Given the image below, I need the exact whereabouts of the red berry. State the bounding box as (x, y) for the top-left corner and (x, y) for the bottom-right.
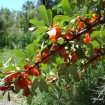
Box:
(42, 49), (50, 57)
(24, 74), (29, 79)
(32, 67), (39, 76)
(6, 77), (12, 84)
(20, 72), (25, 76)
(36, 54), (41, 62)
(78, 22), (84, 29)
(71, 52), (78, 63)
(83, 33), (91, 43)
(24, 64), (32, 70)
(11, 73), (18, 78)
(85, 33), (90, 38)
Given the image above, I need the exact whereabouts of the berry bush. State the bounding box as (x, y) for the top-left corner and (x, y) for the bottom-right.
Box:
(0, 0), (105, 104)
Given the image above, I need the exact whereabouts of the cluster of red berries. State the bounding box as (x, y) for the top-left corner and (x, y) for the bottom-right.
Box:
(0, 86), (14, 91)
(91, 13), (99, 23)
(91, 48), (101, 61)
(36, 49), (50, 64)
(48, 24), (61, 42)
(24, 64), (40, 76)
(0, 72), (18, 91)
(15, 64), (41, 96)
(16, 76), (31, 96)
(64, 28), (74, 40)
(52, 44), (65, 55)
(0, 64), (41, 96)
(63, 51), (78, 66)
(48, 13), (99, 44)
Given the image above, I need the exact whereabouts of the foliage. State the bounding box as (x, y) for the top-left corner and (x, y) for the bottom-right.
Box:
(0, 1), (40, 48)
(0, 0), (105, 105)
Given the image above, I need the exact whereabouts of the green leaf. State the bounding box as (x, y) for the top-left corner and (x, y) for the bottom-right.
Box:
(33, 32), (46, 43)
(53, 15), (71, 25)
(33, 41), (39, 51)
(5, 65), (16, 71)
(101, 29), (105, 36)
(39, 78), (48, 92)
(31, 79), (39, 92)
(69, 64), (80, 81)
(0, 62), (3, 67)
(91, 31), (101, 38)
(74, 6), (79, 14)
(57, 38), (64, 44)
(47, 9), (52, 26)
(17, 60), (28, 67)
(13, 49), (26, 59)
(87, 44), (94, 56)
(26, 44), (34, 59)
(32, 27), (47, 36)
(39, 5), (49, 26)
(91, 40), (100, 48)
(0, 74), (4, 78)
(61, 0), (72, 16)
(52, 3), (61, 10)
(56, 57), (63, 65)
(82, 6), (87, 16)
(57, 63), (70, 83)
(29, 19), (45, 26)
(40, 64), (49, 71)
(8, 92), (10, 101)
(65, 68), (70, 83)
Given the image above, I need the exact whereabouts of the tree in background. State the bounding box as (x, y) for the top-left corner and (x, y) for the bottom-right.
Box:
(37, 0), (61, 9)
(0, 1), (40, 48)
(0, 8), (15, 47)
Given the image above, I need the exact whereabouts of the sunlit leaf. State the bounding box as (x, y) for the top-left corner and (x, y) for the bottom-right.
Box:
(91, 31), (101, 38)
(40, 64), (49, 71)
(0, 62), (3, 67)
(13, 49), (26, 59)
(5, 65), (16, 71)
(82, 6), (87, 16)
(32, 27), (47, 36)
(29, 19), (45, 26)
(56, 57), (63, 65)
(17, 60), (28, 67)
(26, 44), (34, 59)
(39, 5), (49, 26)
(61, 0), (72, 16)
(53, 15), (71, 25)
(47, 9), (52, 25)
(91, 40), (100, 48)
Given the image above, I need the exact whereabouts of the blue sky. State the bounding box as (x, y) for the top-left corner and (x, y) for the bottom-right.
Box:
(0, 0), (38, 11)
